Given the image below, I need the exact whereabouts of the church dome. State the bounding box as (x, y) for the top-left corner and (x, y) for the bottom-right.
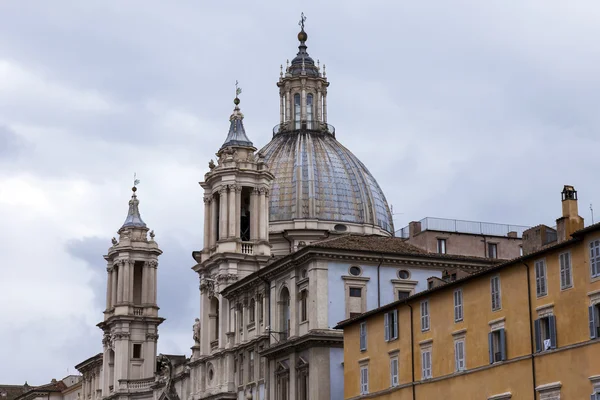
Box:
(260, 129), (394, 234)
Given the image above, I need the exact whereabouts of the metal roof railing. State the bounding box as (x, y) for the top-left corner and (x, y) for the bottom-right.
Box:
(396, 217), (530, 239)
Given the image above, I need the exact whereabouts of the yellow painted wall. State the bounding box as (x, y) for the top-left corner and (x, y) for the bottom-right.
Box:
(343, 230), (600, 399)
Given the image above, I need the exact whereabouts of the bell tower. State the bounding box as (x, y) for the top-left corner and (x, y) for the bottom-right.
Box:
(190, 92), (273, 394)
(99, 185), (163, 396)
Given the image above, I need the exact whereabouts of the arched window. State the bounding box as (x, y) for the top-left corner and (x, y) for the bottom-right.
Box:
(210, 297), (219, 345)
(306, 94), (314, 129)
(280, 287), (290, 340)
(249, 298), (256, 324)
(294, 94), (301, 129)
(299, 290), (308, 322)
(257, 294), (264, 323)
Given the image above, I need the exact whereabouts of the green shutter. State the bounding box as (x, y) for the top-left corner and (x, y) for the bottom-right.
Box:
(549, 315), (557, 349)
(534, 319), (541, 352)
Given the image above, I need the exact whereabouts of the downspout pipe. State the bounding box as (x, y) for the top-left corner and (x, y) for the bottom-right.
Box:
(283, 230), (293, 253)
(408, 303), (416, 400)
(523, 262), (537, 398)
(377, 255), (384, 308)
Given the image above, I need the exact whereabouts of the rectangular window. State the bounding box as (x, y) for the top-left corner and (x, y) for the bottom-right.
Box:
(590, 304), (600, 339)
(534, 315), (557, 352)
(437, 238), (447, 254)
(258, 295), (264, 323)
(535, 260), (547, 297)
(359, 322), (367, 351)
(488, 243), (498, 259)
(384, 310), (398, 341)
(390, 357), (399, 387)
(421, 349), (432, 379)
(132, 343), (142, 359)
(454, 289), (463, 322)
(349, 287), (362, 297)
(420, 300), (430, 331)
(592, 391), (600, 400)
(491, 276), (502, 311)
(454, 339), (466, 372)
(249, 351), (255, 382)
(591, 240), (600, 278)
(488, 329), (507, 364)
(559, 252), (573, 289)
(300, 290), (308, 322)
(398, 290), (410, 300)
(360, 365), (369, 395)
(519, 246), (524, 257)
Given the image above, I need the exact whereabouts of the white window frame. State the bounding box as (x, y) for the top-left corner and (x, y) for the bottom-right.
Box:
(359, 322), (367, 351)
(360, 365), (369, 395)
(384, 310), (398, 341)
(454, 338), (466, 372)
(454, 289), (463, 322)
(421, 347), (432, 380)
(491, 276), (502, 311)
(389, 356), (399, 387)
(591, 239), (600, 279)
(535, 259), (547, 297)
(420, 300), (430, 331)
(559, 251), (573, 290)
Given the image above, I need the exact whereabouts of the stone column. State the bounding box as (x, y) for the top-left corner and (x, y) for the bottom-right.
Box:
(200, 291), (210, 355)
(250, 188), (259, 241)
(128, 260), (134, 304)
(301, 87), (306, 123)
(203, 196), (211, 249)
(290, 272), (298, 338)
(259, 188), (267, 240)
(218, 294), (228, 349)
(111, 267), (118, 307)
(116, 261), (124, 304)
(219, 186), (228, 240)
(152, 261), (158, 304)
(106, 268), (112, 310)
(101, 341), (110, 395)
(235, 186), (242, 240)
(228, 185), (236, 238)
(210, 194), (217, 247)
(269, 283), (277, 346)
(286, 89), (291, 124)
(323, 92), (328, 123)
(145, 332), (158, 377)
(316, 88), (322, 123)
(141, 263), (148, 304)
(123, 260), (131, 304)
(279, 91), (284, 124)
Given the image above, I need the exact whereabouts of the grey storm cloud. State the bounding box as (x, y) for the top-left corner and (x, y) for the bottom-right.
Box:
(1, 0), (600, 384)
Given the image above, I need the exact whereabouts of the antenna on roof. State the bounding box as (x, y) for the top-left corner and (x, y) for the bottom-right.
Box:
(591, 203), (595, 224)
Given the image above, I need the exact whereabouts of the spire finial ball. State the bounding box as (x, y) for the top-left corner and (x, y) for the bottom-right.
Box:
(298, 30), (307, 42)
(234, 97), (240, 105)
(132, 186), (137, 192)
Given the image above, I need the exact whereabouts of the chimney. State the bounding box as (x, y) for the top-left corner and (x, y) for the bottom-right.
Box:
(409, 221), (422, 237)
(556, 185), (584, 243)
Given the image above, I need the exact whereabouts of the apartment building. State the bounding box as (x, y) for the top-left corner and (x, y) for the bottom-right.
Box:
(338, 186), (600, 399)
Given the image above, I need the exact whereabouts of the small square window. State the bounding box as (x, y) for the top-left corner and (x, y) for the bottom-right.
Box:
(398, 290), (410, 300)
(488, 243), (498, 259)
(132, 343), (142, 359)
(437, 239), (447, 254)
(349, 287), (362, 297)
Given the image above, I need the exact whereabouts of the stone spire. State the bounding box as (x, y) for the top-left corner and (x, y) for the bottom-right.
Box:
(121, 186), (146, 229)
(220, 84), (253, 150)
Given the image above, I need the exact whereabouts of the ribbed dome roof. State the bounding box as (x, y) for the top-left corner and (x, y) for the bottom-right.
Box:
(260, 131), (394, 233)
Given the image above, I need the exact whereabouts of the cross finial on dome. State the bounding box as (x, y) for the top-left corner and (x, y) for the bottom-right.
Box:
(121, 179), (146, 229)
(299, 12), (306, 31)
(220, 81), (253, 149)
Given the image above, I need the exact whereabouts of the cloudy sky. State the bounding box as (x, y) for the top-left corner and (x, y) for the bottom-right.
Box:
(1, 0), (599, 384)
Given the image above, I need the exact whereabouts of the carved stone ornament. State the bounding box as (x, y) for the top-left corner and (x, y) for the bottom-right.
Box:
(199, 275), (218, 298)
(208, 159), (215, 170)
(112, 332), (130, 340)
(146, 332), (159, 341)
(218, 186), (228, 195)
(111, 237), (118, 246)
(102, 333), (113, 349)
(192, 318), (201, 344)
(216, 273), (238, 284)
(203, 196), (212, 205)
(148, 260), (158, 268)
(149, 230), (155, 240)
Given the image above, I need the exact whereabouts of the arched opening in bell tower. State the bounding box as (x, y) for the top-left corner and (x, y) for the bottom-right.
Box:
(209, 297), (219, 347)
(133, 261), (143, 305)
(240, 187), (252, 241)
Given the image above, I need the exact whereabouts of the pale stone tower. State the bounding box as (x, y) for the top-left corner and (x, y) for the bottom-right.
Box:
(190, 93), (274, 395)
(99, 186), (163, 396)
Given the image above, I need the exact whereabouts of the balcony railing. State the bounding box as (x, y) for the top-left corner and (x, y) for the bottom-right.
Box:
(127, 378), (154, 390)
(240, 242), (254, 255)
(396, 217), (530, 239)
(273, 122), (335, 137)
(133, 307), (143, 316)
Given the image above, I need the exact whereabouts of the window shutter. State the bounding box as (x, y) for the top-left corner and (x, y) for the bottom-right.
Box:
(454, 291), (459, 321)
(392, 310), (398, 339)
(384, 312), (390, 342)
(360, 322), (366, 351)
(488, 332), (494, 364)
(565, 254), (572, 287)
(548, 315), (557, 349)
(421, 352), (427, 379)
(454, 341), (459, 370)
(499, 329), (507, 361)
(590, 306), (597, 339)
(459, 341), (465, 369)
(534, 319), (541, 352)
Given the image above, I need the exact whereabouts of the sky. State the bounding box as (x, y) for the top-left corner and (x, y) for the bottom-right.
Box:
(1, 0), (599, 384)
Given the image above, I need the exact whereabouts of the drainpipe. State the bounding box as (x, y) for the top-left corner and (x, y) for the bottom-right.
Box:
(408, 303), (416, 400)
(482, 235), (488, 258)
(283, 230), (293, 253)
(523, 262), (537, 398)
(377, 255), (384, 308)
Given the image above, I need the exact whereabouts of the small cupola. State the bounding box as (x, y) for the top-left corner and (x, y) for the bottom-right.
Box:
(557, 185), (584, 242)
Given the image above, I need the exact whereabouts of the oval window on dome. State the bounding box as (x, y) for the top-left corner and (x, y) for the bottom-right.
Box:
(398, 269), (410, 280)
(349, 266), (362, 276)
(334, 224), (348, 232)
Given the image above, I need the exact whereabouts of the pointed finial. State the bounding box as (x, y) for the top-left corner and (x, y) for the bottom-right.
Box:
(323, 64), (326, 77)
(286, 59), (289, 69)
(297, 13), (308, 42)
(317, 59), (320, 69)
(280, 64), (283, 77)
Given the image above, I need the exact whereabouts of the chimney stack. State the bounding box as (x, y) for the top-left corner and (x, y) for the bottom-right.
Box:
(556, 185), (584, 243)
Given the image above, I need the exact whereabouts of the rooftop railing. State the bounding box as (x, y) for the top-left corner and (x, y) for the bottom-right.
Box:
(396, 217), (530, 239)
(273, 122), (335, 137)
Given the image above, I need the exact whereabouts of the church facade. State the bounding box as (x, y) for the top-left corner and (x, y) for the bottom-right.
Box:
(74, 17), (501, 400)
